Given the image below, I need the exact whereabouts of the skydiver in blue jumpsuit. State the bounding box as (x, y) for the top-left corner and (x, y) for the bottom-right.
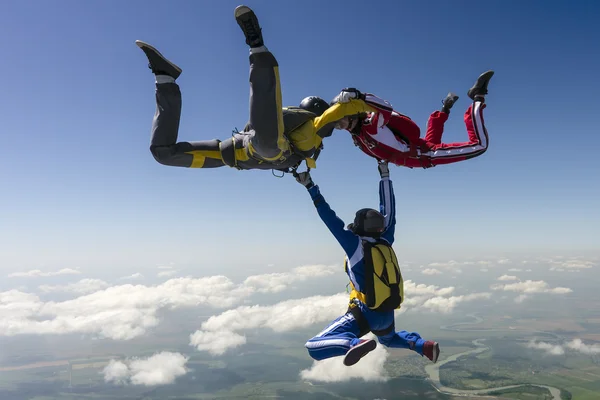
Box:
(294, 162), (440, 366)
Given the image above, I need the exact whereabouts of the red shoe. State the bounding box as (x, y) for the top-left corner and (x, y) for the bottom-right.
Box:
(343, 339), (377, 366)
(423, 341), (440, 363)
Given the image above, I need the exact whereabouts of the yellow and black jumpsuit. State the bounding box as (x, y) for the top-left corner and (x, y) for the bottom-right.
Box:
(149, 47), (377, 170)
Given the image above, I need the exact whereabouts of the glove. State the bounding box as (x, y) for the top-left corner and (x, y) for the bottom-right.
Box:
(295, 171), (314, 189)
(331, 88), (365, 104)
(378, 161), (390, 178)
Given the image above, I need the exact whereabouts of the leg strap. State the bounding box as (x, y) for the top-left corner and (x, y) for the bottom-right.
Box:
(219, 137), (239, 169)
(348, 303), (395, 337)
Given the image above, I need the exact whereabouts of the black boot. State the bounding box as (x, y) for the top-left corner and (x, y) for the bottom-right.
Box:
(135, 40), (182, 79)
(234, 5), (264, 48)
(441, 92), (459, 114)
(467, 70), (494, 101)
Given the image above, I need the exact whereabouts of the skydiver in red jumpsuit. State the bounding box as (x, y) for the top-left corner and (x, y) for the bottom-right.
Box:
(331, 70), (494, 169)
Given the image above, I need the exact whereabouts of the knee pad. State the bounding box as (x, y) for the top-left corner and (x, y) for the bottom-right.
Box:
(219, 137), (237, 168)
(149, 145), (172, 165)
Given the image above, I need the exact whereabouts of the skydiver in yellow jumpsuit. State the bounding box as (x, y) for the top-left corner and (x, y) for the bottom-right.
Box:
(136, 5), (382, 172)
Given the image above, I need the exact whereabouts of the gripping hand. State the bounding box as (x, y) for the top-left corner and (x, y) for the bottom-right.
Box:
(331, 88), (366, 105)
(378, 160), (390, 178)
(295, 171), (314, 189)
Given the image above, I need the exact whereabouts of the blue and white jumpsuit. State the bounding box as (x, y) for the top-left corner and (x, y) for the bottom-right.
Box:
(304, 176), (427, 360)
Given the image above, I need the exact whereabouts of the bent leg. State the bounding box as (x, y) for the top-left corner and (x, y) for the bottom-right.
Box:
(424, 100), (489, 166)
(305, 312), (362, 361)
(424, 111), (449, 146)
(149, 82), (225, 168)
(387, 112), (421, 143)
(246, 49), (289, 161)
(377, 329), (426, 355)
(150, 138), (226, 168)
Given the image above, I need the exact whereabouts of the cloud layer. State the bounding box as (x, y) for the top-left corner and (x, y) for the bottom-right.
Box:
(527, 339), (600, 356)
(491, 279), (572, 304)
(190, 280), (491, 355)
(491, 277), (573, 294)
(38, 279), (109, 294)
(0, 265), (338, 341)
(416, 255), (597, 274)
(8, 268), (81, 278)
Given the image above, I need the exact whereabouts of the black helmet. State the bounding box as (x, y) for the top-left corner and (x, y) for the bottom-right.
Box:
(347, 208), (385, 237)
(299, 96), (330, 116)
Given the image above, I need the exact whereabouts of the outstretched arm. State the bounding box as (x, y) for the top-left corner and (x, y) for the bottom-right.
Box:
(295, 172), (360, 256)
(377, 161), (396, 244)
(312, 98), (375, 132)
(312, 89), (388, 132)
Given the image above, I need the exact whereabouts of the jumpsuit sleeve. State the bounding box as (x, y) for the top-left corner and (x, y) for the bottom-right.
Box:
(312, 99), (377, 132)
(379, 177), (396, 244)
(307, 185), (360, 256)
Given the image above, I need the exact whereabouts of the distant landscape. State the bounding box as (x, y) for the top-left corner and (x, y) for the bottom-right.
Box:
(1, 265), (599, 400)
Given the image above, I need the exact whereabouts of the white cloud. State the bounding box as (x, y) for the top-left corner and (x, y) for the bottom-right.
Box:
(120, 273), (144, 280)
(515, 294), (529, 303)
(497, 275), (518, 281)
(491, 280), (572, 295)
(157, 271), (177, 278)
(526, 339), (600, 356)
(8, 268), (81, 278)
(566, 339), (600, 354)
(242, 264), (337, 293)
(421, 293), (491, 313)
(0, 276), (253, 340)
(0, 290), (42, 320)
(480, 268), (489, 272)
(103, 360), (130, 384)
(38, 279), (109, 294)
(527, 340), (565, 355)
(426, 261), (462, 274)
(103, 351), (189, 386)
(403, 281), (455, 297)
(421, 268), (442, 275)
(428, 261), (459, 268)
(498, 259), (510, 265)
(299, 333), (389, 383)
(188, 329), (247, 355)
(549, 258), (595, 271)
(508, 268), (522, 272)
(191, 293), (349, 355)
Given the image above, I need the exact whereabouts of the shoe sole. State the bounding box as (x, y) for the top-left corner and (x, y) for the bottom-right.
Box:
(343, 340), (377, 367)
(431, 342), (440, 363)
(444, 92), (459, 107)
(468, 70), (494, 99)
(234, 5), (252, 19)
(135, 40), (182, 75)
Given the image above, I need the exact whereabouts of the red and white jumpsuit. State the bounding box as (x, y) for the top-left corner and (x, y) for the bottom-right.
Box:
(352, 94), (489, 168)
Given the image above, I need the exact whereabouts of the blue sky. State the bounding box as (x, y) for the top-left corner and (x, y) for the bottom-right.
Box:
(1, 0), (599, 278)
